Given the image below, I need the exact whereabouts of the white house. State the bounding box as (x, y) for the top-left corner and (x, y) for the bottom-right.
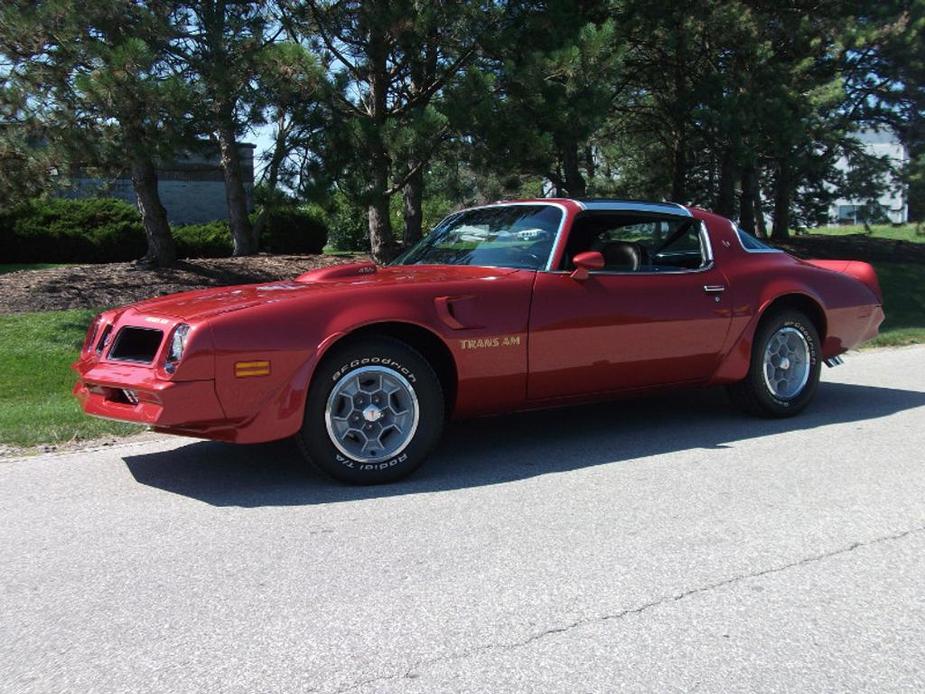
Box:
(828, 129), (909, 225)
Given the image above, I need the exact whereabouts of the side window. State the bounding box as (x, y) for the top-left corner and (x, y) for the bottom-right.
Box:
(655, 221), (709, 264)
(562, 214), (709, 272)
(594, 221), (671, 246)
(736, 226), (779, 252)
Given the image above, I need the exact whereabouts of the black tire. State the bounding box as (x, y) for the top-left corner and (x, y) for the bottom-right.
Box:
(727, 309), (822, 418)
(296, 336), (444, 484)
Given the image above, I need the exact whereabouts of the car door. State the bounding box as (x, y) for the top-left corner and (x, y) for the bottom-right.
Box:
(527, 217), (733, 401)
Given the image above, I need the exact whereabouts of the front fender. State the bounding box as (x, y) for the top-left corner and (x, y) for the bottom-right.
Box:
(205, 290), (464, 443)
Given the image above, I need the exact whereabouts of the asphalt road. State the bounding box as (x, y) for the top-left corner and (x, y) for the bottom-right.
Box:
(2, 346), (925, 693)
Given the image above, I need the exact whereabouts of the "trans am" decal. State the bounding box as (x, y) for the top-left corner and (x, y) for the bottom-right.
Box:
(459, 336), (521, 350)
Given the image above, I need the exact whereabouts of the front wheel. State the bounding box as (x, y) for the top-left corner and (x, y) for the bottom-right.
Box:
(727, 309), (822, 418)
(296, 337), (444, 484)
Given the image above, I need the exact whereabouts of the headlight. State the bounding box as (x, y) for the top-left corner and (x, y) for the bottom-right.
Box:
(96, 324), (113, 354)
(165, 323), (190, 372)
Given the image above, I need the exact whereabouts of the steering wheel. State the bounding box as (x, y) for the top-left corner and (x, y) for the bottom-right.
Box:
(492, 246), (543, 268)
(513, 247), (544, 267)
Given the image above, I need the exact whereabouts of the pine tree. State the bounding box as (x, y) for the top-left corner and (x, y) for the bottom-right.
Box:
(1, 1), (189, 266)
(288, 0), (490, 262)
(169, 0), (276, 256)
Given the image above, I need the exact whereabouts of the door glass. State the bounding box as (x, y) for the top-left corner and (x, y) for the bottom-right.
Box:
(563, 215), (707, 272)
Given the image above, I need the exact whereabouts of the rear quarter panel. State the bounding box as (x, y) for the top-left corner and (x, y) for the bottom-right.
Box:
(697, 213), (884, 383)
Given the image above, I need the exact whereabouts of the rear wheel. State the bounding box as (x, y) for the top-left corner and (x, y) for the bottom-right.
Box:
(296, 337), (444, 484)
(727, 309), (822, 418)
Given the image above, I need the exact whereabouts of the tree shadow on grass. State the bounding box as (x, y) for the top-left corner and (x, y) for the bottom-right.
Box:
(123, 381), (925, 507)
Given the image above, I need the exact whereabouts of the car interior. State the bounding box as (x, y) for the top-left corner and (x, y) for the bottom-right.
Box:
(560, 212), (709, 273)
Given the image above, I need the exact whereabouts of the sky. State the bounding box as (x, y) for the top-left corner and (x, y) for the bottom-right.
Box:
(247, 124), (276, 182)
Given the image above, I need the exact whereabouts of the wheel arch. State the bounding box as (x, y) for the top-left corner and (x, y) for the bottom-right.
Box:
(712, 289), (828, 384)
(315, 321), (459, 417)
(758, 292), (827, 342)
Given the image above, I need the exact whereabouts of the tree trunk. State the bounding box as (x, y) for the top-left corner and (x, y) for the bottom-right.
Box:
(367, 127), (397, 262)
(216, 118), (256, 256)
(368, 187), (394, 263)
(739, 164), (756, 233)
(399, 36), (437, 251)
(670, 22), (688, 204)
(754, 177), (768, 239)
(402, 164), (424, 248)
(771, 160), (792, 240)
(129, 153), (175, 267)
(547, 169), (566, 197)
(715, 149), (736, 218)
(561, 139), (586, 197)
(365, 21), (398, 264)
(671, 137), (687, 202)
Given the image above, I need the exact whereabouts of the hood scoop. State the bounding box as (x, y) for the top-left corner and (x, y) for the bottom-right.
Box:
(295, 261), (378, 283)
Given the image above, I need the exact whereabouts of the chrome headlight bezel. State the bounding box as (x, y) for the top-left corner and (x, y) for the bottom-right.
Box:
(164, 323), (191, 372)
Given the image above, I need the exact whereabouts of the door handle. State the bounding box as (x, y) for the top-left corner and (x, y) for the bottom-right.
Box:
(703, 285), (726, 293)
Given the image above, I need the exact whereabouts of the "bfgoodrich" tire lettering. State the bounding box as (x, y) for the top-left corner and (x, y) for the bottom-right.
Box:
(335, 452), (409, 469)
(332, 357), (416, 383)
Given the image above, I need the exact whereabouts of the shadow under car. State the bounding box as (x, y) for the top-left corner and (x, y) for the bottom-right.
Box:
(122, 382), (925, 507)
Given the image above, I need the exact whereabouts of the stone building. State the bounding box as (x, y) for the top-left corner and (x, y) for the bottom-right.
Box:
(59, 142), (256, 225)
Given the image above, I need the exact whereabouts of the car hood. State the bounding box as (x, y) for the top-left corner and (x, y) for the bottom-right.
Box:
(127, 263), (523, 321)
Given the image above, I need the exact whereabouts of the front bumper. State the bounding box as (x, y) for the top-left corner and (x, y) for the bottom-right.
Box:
(73, 360), (226, 431)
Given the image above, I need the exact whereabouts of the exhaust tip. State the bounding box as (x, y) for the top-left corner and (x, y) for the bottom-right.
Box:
(824, 356), (845, 368)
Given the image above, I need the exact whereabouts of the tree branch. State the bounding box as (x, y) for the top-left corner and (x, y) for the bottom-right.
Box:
(306, 0), (363, 84)
(391, 47), (476, 117)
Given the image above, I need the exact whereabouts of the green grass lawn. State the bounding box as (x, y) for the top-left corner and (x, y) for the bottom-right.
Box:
(865, 261), (925, 347)
(0, 263), (68, 275)
(803, 223), (925, 243)
(0, 309), (140, 449)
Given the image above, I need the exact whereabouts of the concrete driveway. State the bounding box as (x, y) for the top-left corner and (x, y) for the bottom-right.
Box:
(2, 346), (924, 693)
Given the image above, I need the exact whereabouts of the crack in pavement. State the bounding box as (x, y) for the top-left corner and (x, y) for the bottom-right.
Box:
(333, 524), (925, 693)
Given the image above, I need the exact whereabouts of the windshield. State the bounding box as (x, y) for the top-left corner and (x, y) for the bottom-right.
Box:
(392, 204), (562, 270)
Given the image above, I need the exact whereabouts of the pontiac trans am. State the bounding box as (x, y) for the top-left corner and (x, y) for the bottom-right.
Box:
(73, 199), (884, 483)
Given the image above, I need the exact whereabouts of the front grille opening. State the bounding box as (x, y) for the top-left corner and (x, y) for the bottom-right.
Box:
(99, 387), (136, 405)
(109, 327), (164, 364)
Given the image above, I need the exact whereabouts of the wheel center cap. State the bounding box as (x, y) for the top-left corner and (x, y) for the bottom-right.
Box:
(362, 405), (384, 422)
(779, 357), (791, 370)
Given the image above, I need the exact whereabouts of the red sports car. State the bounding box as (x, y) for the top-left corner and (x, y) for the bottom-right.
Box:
(73, 199), (884, 483)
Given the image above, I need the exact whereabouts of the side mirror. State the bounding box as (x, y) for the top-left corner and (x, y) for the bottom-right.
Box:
(570, 251), (605, 281)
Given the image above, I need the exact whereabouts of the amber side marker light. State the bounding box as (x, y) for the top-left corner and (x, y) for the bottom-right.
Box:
(235, 360), (271, 377)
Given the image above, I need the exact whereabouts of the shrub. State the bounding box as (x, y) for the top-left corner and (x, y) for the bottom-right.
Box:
(0, 197), (146, 263)
(0, 197), (331, 262)
(324, 190), (370, 252)
(174, 210), (329, 258)
(259, 206), (328, 254)
(173, 220), (233, 258)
